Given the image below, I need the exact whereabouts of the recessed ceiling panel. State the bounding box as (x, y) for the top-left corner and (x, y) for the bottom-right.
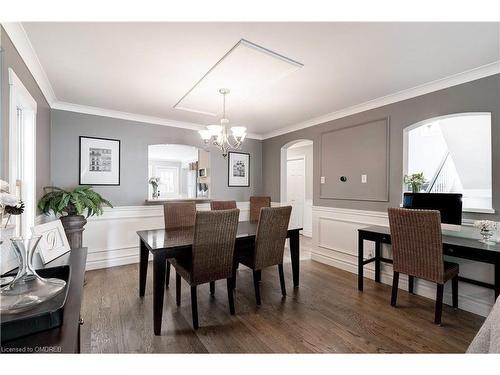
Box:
(173, 39), (303, 116)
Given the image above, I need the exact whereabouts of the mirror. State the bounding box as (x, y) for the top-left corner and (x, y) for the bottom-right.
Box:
(147, 144), (210, 200)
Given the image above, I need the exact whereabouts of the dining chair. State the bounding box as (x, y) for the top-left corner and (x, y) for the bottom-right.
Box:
(210, 200), (237, 210)
(249, 196), (271, 222)
(235, 206), (292, 305)
(163, 202), (197, 288)
(170, 209), (240, 329)
(388, 207), (459, 325)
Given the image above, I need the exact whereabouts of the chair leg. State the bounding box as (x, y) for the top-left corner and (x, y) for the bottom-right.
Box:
(165, 261), (171, 288)
(227, 278), (235, 315)
(176, 272), (181, 306)
(278, 264), (286, 296)
(391, 272), (399, 306)
(191, 286), (199, 329)
(253, 270), (262, 305)
(452, 276), (459, 309)
(210, 281), (215, 297)
(435, 283), (444, 325)
(408, 275), (414, 294)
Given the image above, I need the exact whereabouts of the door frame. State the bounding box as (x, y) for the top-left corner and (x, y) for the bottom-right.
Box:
(286, 155), (306, 227)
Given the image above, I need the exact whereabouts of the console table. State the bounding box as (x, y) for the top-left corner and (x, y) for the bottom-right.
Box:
(1, 248), (87, 353)
(358, 226), (500, 300)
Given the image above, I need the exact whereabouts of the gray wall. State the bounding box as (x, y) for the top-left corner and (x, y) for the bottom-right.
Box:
(51, 109), (262, 206)
(0, 26), (51, 202)
(263, 74), (500, 221)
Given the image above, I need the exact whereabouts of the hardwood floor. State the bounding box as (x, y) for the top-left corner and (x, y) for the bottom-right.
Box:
(80, 236), (483, 353)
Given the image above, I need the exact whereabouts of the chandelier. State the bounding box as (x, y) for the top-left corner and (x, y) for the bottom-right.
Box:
(198, 88), (247, 158)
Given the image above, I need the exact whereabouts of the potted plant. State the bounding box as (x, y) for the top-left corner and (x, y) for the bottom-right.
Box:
(403, 172), (426, 193)
(38, 186), (112, 249)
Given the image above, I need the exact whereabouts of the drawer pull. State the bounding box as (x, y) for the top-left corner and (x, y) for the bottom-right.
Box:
(79, 318), (84, 325)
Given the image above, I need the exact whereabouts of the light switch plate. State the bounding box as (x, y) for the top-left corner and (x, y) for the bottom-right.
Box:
(320, 176), (326, 184)
(361, 174), (367, 183)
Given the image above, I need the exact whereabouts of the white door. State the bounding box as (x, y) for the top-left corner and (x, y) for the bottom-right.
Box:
(287, 158), (305, 229)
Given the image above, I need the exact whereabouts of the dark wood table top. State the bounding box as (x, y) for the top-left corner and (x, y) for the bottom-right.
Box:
(359, 225), (500, 254)
(137, 221), (302, 253)
(1, 248), (87, 353)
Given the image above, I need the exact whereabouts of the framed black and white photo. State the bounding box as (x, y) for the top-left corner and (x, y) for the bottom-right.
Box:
(228, 151), (250, 187)
(79, 136), (120, 185)
(32, 220), (71, 264)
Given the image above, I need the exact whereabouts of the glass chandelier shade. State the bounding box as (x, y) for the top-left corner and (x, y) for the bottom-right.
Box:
(198, 88), (247, 157)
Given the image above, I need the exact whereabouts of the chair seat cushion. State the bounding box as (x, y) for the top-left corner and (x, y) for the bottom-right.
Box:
(444, 261), (459, 282)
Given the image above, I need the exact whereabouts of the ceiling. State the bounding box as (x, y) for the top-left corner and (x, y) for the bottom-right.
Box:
(21, 22), (500, 138)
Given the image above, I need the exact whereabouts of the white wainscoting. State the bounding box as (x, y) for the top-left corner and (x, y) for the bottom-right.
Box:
(81, 202), (256, 271)
(311, 206), (495, 317)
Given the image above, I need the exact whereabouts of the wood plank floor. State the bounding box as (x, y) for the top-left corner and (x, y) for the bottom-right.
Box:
(80, 237), (484, 353)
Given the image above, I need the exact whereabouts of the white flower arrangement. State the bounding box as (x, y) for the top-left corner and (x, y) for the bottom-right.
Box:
(473, 220), (499, 232)
(0, 180), (23, 228)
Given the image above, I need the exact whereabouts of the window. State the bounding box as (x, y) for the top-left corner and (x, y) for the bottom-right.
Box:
(404, 113), (492, 213)
(8, 69), (37, 236)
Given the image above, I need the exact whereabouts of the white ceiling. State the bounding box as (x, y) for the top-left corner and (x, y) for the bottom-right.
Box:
(20, 22), (500, 138)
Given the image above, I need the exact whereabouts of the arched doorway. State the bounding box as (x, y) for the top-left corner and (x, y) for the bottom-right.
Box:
(280, 139), (313, 237)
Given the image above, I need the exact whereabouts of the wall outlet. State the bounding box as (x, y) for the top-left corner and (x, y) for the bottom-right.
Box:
(320, 176), (326, 184)
(361, 174), (367, 183)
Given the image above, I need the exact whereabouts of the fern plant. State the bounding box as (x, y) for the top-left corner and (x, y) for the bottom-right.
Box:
(38, 186), (113, 217)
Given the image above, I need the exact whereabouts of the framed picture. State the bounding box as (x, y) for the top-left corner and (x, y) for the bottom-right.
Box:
(228, 151), (250, 187)
(31, 220), (71, 264)
(79, 136), (120, 185)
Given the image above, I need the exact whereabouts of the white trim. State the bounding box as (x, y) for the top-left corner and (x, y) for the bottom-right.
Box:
(52, 101), (263, 140)
(4, 21), (499, 140)
(9, 68), (37, 237)
(262, 61), (500, 139)
(311, 205), (497, 317)
(2, 22), (56, 105)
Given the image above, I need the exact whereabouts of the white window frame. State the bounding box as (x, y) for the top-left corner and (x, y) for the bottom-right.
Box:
(402, 112), (494, 214)
(9, 68), (37, 236)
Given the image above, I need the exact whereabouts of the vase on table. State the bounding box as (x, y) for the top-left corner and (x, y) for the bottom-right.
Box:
(0, 236), (66, 313)
(479, 228), (496, 245)
(0, 225), (16, 287)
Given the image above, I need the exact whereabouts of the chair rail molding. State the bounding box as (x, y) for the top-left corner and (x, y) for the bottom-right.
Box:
(37, 202), (268, 271)
(311, 205), (495, 317)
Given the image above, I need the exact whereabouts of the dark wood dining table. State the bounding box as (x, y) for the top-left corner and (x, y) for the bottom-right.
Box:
(137, 221), (302, 335)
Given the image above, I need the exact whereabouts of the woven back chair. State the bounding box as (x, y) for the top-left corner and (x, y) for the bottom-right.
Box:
(163, 201), (197, 289)
(235, 206), (292, 305)
(388, 207), (459, 324)
(163, 201), (196, 229)
(249, 196), (271, 222)
(254, 206), (292, 270)
(170, 209), (240, 329)
(210, 200), (237, 210)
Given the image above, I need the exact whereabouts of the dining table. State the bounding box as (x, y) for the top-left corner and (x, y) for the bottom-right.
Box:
(137, 220), (302, 335)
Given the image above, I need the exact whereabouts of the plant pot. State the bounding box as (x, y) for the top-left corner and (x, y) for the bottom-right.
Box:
(60, 215), (87, 249)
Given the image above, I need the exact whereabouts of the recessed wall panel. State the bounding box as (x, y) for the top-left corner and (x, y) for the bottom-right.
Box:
(320, 118), (389, 201)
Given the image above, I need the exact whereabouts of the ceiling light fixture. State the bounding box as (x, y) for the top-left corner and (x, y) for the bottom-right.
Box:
(198, 88), (246, 158)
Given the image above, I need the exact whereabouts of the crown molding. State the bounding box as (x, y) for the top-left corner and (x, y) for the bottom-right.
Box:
(52, 101), (263, 140)
(1, 22), (57, 105)
(262, 61), (500, 140)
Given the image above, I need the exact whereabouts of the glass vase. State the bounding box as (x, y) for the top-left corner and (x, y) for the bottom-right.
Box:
(479, 228), (496, 245)
(0, 236), (66, 313)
